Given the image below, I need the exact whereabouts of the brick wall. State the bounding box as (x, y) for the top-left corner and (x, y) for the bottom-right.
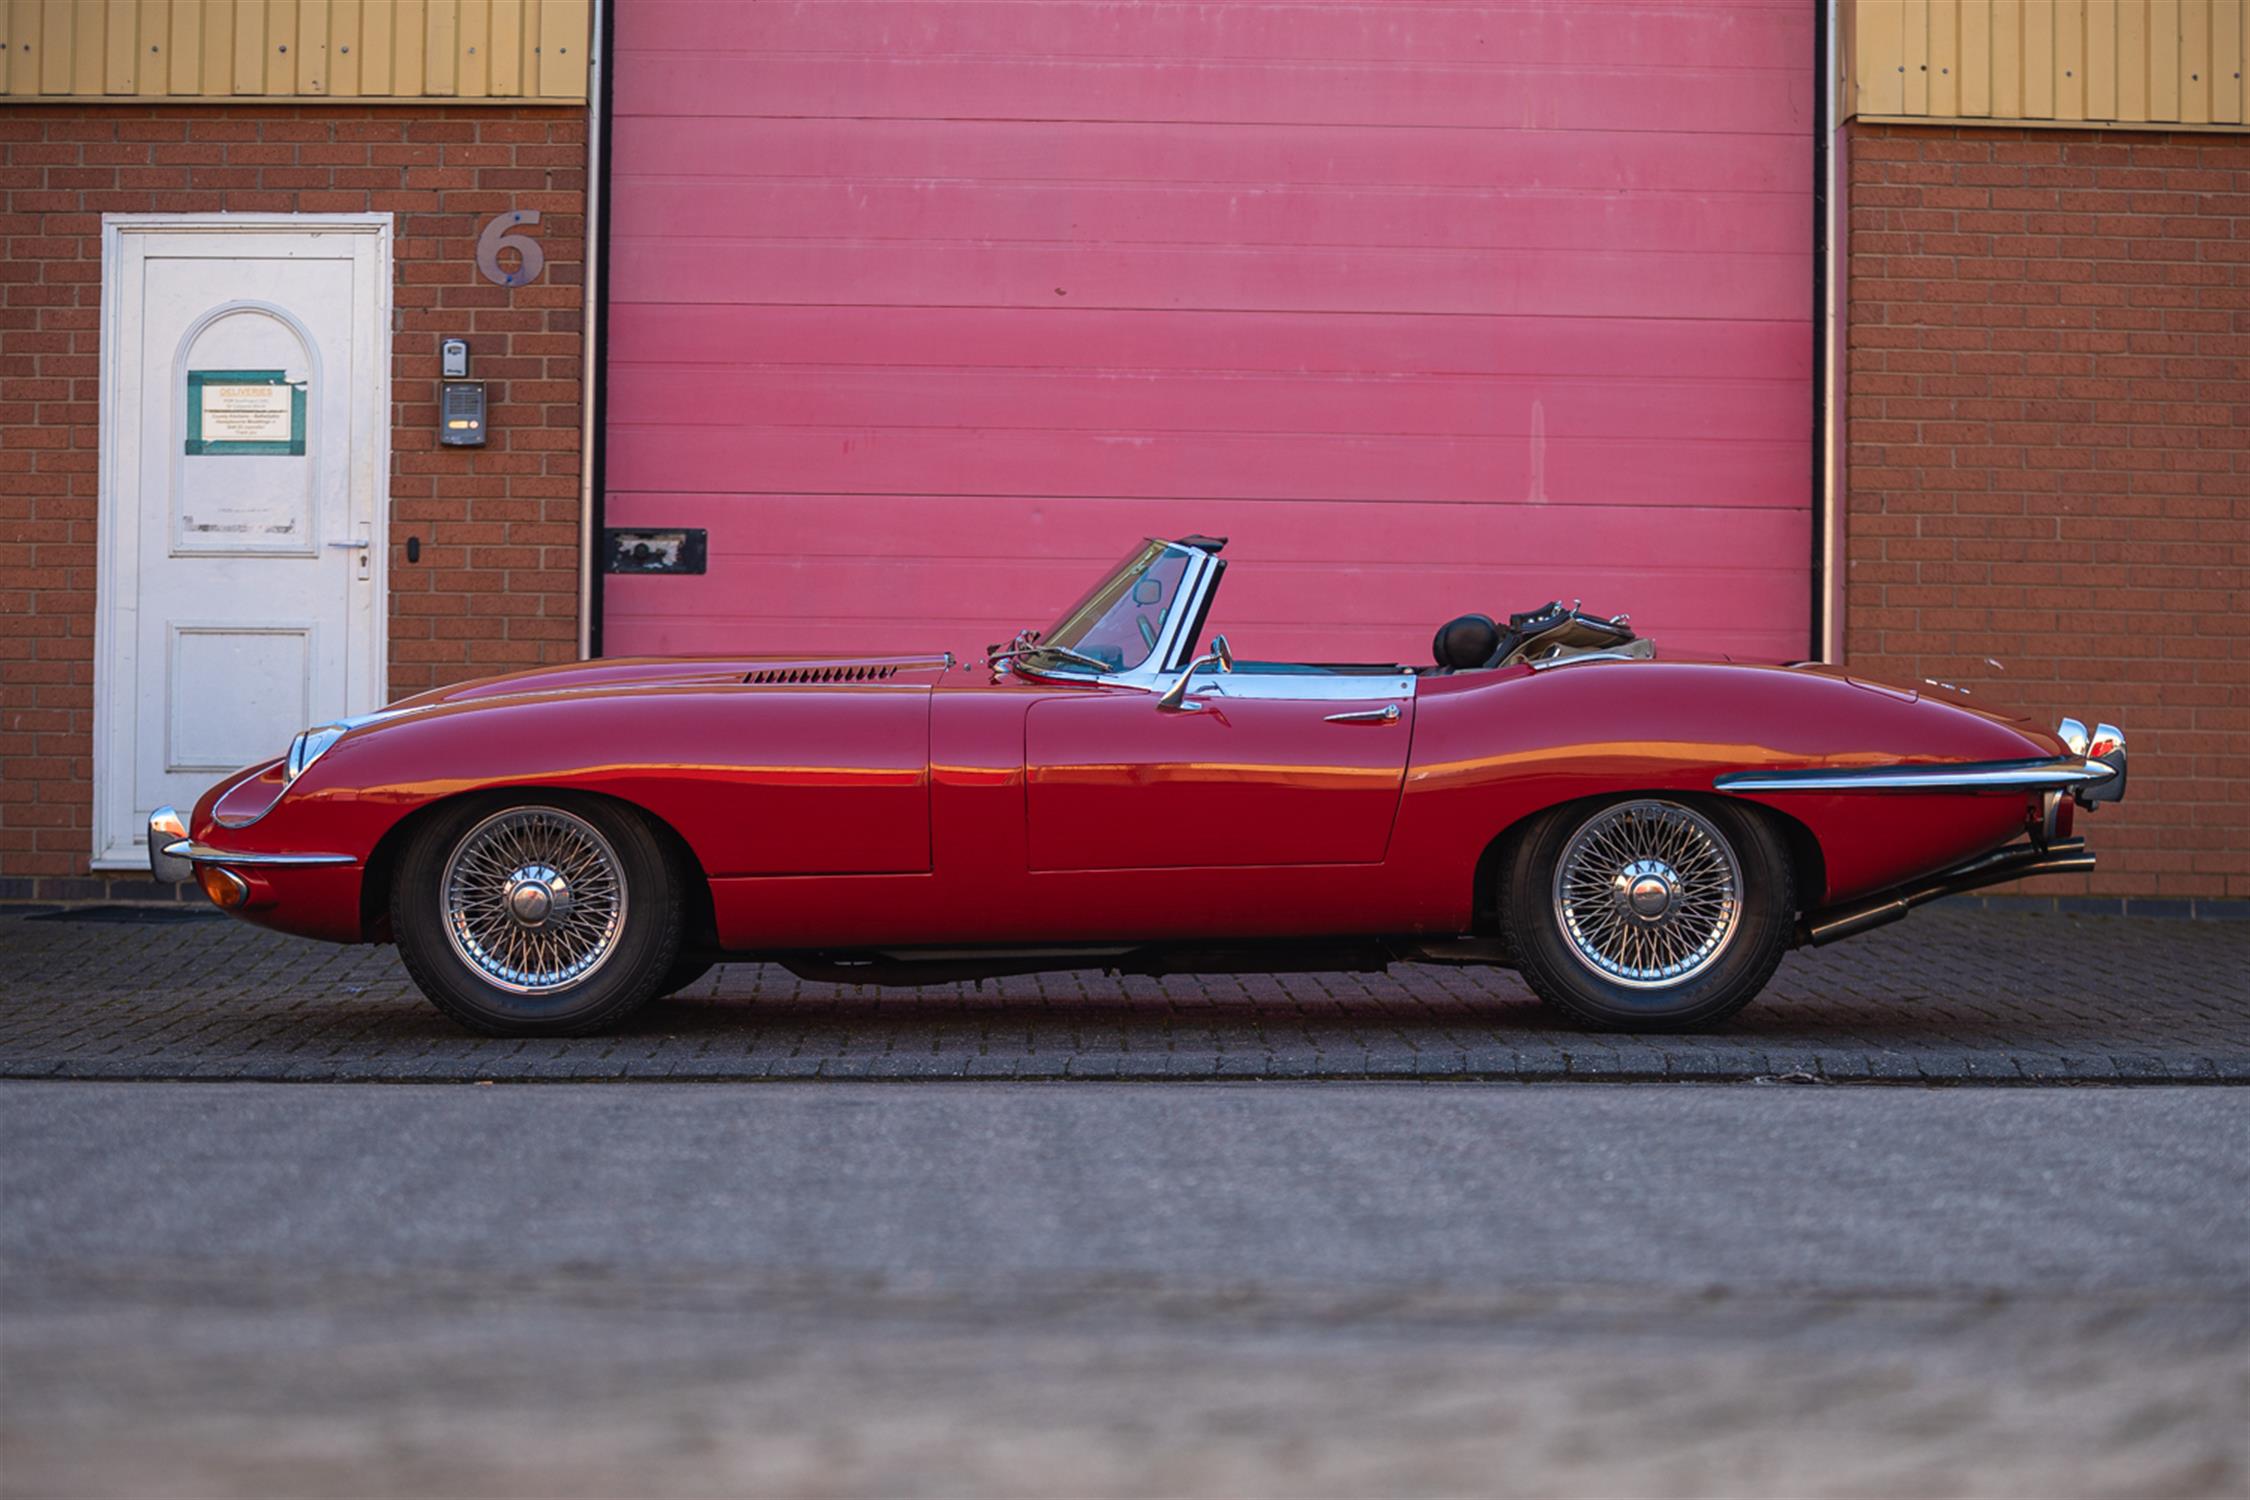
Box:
(1844, 124), (2248, 903)
(0, 104), (586, 890)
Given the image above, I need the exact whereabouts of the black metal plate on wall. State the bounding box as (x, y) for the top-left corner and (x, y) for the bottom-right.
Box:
(603, 528), (708, 575)
(438, 380), (487, 446)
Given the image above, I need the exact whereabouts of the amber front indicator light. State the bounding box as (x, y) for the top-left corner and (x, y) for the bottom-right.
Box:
(197, 866), (250, 909)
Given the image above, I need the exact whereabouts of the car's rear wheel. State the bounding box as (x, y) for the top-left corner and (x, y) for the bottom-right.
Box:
(1501, 796), (1793, 1031)
(392, 796), (681, 1036)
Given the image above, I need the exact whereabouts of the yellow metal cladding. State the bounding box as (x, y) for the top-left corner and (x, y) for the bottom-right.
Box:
(0, 0), (588, 100)
(1850, 0), (2247, 126)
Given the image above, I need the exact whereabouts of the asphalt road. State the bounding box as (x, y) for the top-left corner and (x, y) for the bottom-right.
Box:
(4, 1082), (2246, 1497)
(6, 1082), (2246, 1287)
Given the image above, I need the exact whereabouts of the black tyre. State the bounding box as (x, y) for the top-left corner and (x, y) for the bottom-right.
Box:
(1501, 796), (1793, 1031)
(392, 796), (682, 1037)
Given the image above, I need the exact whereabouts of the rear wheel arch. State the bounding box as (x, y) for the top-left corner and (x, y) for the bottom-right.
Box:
(1492, 792), (1801, 1030)
(1472, 792), (1824, 937)
(1751, 798), (1828, 916)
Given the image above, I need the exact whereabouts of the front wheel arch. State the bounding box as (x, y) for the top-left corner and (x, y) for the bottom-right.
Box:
(388, 792), (685, 1036)
(359, 786), (716, 946)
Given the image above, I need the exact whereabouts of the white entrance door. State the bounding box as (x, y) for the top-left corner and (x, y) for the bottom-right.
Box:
(93, 214), (391, 870)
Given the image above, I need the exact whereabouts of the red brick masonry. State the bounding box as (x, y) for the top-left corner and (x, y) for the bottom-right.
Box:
(0, 105), (586, 885)
(1845, 124), (2248, 902)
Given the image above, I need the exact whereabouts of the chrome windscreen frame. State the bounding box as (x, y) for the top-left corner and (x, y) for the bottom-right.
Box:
(1011, 544), (1417, 707)
(1011, 542), (1223, 693)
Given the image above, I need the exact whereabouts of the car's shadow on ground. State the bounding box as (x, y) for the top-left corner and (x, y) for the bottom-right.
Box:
(221, 956), (2223, 1054)
(598, 976), (2015, 1051)
(6, 910), (2240, 1077)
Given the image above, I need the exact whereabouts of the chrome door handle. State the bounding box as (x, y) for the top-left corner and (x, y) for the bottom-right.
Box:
(1324, 705), (1401, 725)
(326, 539), (370, 550)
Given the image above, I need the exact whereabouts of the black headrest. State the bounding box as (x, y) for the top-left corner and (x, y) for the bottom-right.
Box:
(1432, 613), (1500, 671)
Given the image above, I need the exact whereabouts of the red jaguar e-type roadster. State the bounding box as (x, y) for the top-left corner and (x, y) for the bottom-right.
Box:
(151, 536), (2126, 1036)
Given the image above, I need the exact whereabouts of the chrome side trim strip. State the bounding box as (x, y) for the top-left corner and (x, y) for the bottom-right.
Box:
(1715, 758), (2117, 794)
(1208, 672), (1415, 705)
(164, 839), (357, 868)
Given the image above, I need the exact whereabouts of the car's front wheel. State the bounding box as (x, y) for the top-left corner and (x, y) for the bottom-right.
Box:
(1501, 796), (1794, 1031)
(392, 796), (681, 1036)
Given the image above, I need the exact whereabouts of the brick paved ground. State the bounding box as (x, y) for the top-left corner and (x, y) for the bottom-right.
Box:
(2, 906), (2243, 1083)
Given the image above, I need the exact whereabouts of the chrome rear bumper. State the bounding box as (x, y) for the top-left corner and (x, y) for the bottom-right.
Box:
(1718, 718), (2128, 808)
(1716, 757), (2118, 796)
(2059, 719), (2128, 806)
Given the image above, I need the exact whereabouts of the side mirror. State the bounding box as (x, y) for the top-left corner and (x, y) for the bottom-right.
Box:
(1156, 635), (1234, 712)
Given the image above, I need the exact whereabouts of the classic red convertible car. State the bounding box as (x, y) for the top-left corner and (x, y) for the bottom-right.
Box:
(151, 536), (2127, 1037)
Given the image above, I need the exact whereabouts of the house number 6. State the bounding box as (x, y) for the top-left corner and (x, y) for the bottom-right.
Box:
(476, 211), (545, 287)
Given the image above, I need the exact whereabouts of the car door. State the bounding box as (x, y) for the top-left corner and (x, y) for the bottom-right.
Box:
(1024, 669), (1417, 870)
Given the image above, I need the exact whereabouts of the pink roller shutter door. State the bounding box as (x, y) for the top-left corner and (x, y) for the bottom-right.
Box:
(603, 1), (1814, 663)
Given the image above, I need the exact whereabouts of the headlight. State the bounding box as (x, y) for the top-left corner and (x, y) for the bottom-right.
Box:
(285, 724), (348, 783)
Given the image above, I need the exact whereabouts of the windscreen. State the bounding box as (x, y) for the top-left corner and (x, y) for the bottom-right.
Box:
(1033, 540), (1196, 674)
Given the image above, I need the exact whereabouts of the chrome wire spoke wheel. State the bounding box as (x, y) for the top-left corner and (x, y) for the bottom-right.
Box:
(1551, 800), (1743, 989)
(441, 806), (629, 995)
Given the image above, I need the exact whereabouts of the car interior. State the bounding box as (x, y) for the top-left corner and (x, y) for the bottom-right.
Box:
(1054, 536), (1651, 679)
(1213, 603), (1647, 678)
(1427, 602), (1646, 672)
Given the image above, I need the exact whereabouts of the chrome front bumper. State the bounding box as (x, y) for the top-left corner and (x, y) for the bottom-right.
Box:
(146, 805), (355, 885)
(148, 806), (193, 883)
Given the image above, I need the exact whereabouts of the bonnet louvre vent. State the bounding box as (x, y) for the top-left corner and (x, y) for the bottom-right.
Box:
(744, 664), (901, 685)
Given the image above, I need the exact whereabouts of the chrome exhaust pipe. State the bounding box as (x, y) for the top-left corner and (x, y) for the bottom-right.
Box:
(1799, 838), (2095, 947)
